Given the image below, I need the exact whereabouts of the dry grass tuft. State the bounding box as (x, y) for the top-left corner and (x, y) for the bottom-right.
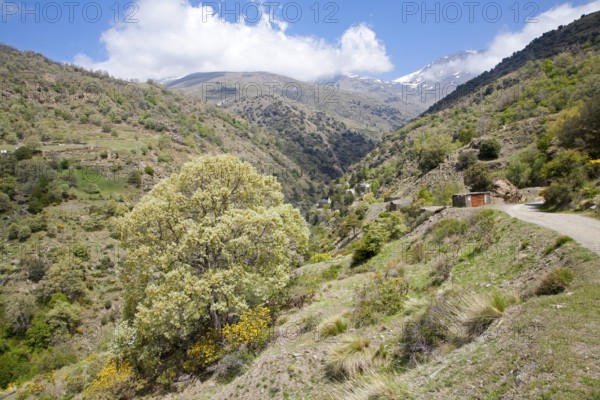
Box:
(535, 267), (574, 296)
(330, 372), (412, 400)
(325, 336), (375, 379)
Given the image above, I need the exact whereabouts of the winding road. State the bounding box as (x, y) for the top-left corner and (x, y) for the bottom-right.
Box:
(497, 203), (600, 256)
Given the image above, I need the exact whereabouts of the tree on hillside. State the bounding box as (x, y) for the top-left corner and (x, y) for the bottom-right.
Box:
(558, 94), (600, 158)
(478, 138), (501, 160)
(116, 155), (309, 372)
(414, 133), (453, 172)
(464, 163), (493, 192)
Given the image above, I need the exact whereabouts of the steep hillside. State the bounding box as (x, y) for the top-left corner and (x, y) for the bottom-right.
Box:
(0, 44), (331, 208)
(165, 71), (410, 134)
(165, 72), (404, 179)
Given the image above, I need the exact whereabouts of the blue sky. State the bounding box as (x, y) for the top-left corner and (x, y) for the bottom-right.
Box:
(1, 0), (599, 81)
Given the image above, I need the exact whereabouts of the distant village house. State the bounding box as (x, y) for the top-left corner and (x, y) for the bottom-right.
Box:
(358, 182), (371, 193)
(317, 198), (331, 209)
(452, 192), (492, 208)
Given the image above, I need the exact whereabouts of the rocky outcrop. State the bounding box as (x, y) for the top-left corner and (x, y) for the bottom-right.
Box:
(492, 178), (526, 204)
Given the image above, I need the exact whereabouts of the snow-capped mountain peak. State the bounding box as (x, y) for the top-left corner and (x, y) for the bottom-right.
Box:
(393, 50), (481, 88)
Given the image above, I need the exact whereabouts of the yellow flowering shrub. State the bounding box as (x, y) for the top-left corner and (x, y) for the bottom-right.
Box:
(222, 306), (272, 350)
(183, 331), (224, 372)
(27, 381), (44, 395)
(591, 159), (600, 165)
(83, 359), (142, 399)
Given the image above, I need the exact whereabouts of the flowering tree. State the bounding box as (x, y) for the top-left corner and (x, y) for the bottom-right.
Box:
(116, 155), (308, 372)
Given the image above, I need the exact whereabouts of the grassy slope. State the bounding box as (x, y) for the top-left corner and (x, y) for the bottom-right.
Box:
(160, 208), (599, 399)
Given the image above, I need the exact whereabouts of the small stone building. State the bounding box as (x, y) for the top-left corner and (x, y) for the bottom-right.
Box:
(358, 182), (371, 193)
(388, 200), (403, 212)
(452, 192), (492, 208)
(387, 197), (413, 212)
(317, 198), (331, 209)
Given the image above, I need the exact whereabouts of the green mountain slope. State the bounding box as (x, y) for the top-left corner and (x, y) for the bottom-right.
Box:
(0, 44), (331, 209)
(326, 11), (600, 214)
(166, 71), (407, 180)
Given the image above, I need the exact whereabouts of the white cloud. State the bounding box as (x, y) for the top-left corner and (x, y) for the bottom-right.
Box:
(462, 1), (600, 75)
(74, 0), (393, 82)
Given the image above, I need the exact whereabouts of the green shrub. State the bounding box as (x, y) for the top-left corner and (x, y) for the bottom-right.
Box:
(157, 153), (171, 163)
(72, 242), (90, 260)
(542, 182), (573, 210)
(414, 133), (453, 172)
(464, 163), (492, 191)
(309, 253), (330, 264)
(535, 267), (574, 296)
(127, 170), (142, 187)
(30, 346), (77, 374)
(14, 146), (33, 160)
(0, 177), (17, 199)
(0, 346), (30, 389)
(353, 273), (409, 326)
(23, 255), (48, 283)
(351, 224), (388, 266)
(48, 293), (69, 308)
(479, 138), (501, 159)
(59, 159), (70, 170)
(321, 264), (343, 281)
(457, 150), (478, 170)
(26, 316), (53, 349)
(373, 212), (407, 240)
(7, 223), (19, 240)
(0, 192), (11, 213)
(430, 218), (469, 243)
(4, 294), (36, 336)
(320, 317), (349, 339)
(144, 165), (154, 176)
(543, 150), (589, 183)
(416, 185), (434, 205)
(38, 258), (87, 302)
(557, 94), (600, 158)
(82, 215), (105, 232)
(17, 225), (32, 241)
(29, 214), (47, 232)
(83, 183), (101, 194)
(46, 302), (82, 337)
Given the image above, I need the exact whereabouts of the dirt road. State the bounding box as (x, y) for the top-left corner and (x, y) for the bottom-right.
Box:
(497, 203), (600, 256)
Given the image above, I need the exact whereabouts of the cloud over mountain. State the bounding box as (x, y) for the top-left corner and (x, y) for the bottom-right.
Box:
(74, 0), (393, 82)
